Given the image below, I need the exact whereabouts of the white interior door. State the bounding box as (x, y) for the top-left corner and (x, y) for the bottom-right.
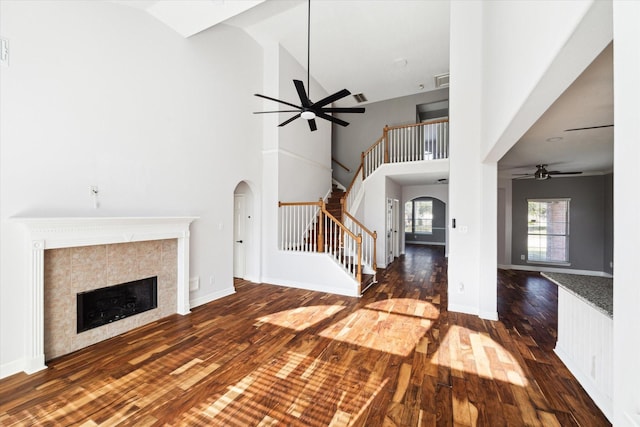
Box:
(386, 198), (394, 264)
(233, 194), (246, 278)
(393, 199), (400, 257)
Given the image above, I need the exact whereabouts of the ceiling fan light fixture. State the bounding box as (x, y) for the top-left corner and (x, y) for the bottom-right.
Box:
(534, 165), (549, 180)
(252, 0), (365, 131)
(301, 110), (316, 120)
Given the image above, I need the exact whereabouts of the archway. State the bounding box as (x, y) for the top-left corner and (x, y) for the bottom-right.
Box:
(233, 181), (257, 281)
(403, 196), (447, 254)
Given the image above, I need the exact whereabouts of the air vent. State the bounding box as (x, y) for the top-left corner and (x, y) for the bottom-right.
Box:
(353, 93), (367, 103)
(434, 73), (449, 88)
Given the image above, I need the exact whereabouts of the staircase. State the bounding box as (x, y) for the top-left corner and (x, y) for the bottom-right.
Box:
(325, 185), (344, 223)
(278, 119), (449, 296)
(325, 185), (377, 293)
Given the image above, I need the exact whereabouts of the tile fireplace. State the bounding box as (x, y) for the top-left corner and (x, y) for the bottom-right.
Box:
(14, 216), (197, 373)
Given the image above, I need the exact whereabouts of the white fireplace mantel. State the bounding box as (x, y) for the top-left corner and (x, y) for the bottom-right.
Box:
(13, 216), (198, 374)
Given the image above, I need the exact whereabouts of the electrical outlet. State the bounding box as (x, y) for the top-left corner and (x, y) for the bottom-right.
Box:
(189, 277), (199, 291)
(210, 276), (215, 285)
(458, 282), (464, 293)
(520, 254), (525, 261)
(0, 38), (9, 66)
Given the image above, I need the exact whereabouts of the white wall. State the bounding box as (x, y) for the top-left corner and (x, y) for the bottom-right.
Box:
(612, 2), (640, 425)
(276, 46), (331, 203)
(0, 1), (264, 376)
(448, 0), (613, 320)
(448, 1), (484, 317)
(451, 0), (640, 423)
(258, 42), (357, 296)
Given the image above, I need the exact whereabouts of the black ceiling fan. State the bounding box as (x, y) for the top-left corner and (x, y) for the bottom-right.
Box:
(253, 0), (365, 132)
(514, 164), (583, 181)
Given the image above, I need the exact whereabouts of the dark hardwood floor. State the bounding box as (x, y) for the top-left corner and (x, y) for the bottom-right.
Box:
(0, 245), (610, 426)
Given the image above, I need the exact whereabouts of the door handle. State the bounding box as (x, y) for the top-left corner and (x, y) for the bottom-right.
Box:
(236, 240), (243, 243)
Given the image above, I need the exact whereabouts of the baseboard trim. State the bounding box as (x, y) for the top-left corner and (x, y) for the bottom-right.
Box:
(555, 346), (613, 422)
(189, 287), (235, 309)
(479, 310), (499, 321)
(260, 276), (359, 298)
(499, 264), (613, 278)
(405, 241), (446, 246)
(0, 358), (26, 380)
(447, 303), (479, 316)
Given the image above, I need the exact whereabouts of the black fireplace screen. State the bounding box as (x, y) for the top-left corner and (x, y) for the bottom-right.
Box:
(77, 276), (158, 333)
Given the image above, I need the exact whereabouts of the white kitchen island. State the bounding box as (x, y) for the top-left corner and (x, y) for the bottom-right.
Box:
(543, 272), (613, 423)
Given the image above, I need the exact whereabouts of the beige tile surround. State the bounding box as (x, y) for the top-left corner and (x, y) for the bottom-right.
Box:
(44, 239), (177, 360)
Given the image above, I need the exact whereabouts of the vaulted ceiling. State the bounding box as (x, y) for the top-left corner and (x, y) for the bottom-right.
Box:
(110, 0), (613, 179)
(111, 0), (450, 108)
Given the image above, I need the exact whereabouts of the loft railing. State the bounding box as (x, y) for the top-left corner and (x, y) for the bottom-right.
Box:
(362, 119), (449, 179)
(279, 200), (365, 289)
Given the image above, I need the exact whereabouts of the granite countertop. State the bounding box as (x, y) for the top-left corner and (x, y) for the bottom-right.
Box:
(542, 272), (613, 318)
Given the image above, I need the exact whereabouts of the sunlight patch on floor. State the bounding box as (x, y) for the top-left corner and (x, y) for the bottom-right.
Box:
(184, 350), (387, 427)
(318, 298), (438, 356)
(255, 305), (346, 331)
(432, 325), (529, 386)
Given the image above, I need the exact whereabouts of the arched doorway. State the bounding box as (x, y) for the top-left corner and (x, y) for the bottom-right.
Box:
(404, 196), (447, 252)
(233, 181), (256, 280)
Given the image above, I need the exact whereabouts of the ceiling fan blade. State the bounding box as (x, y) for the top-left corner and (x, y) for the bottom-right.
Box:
(320, 107), (366, 114)
(312, 89), (351, 108)
(293, 80), (312, 107)
(255, 93), (302, 110)
(253, 110), (302, 114)
(548, 171), (583, 175)
(308, 119), (317, 132)
(278, 114), (301, 127)
(317, 111), (350, 127)
(564, 124), (613, 132)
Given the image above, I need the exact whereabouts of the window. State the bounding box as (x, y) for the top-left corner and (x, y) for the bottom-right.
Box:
(527, 199), (570, 263)
(405, 199), (433, 234)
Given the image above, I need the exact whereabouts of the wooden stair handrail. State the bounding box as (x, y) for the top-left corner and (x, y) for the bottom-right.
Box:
(279, 201), (322, 207)
(385, 118), (449, 131)
(343, 163), (363, 201)
(279, 200), (363, 285)
(321, 205), (363, 285)
(362, 135), (385, 158)
(322, 209), (360, 242)
(344, 210), (377, 271)
(331, 157), (351, 173)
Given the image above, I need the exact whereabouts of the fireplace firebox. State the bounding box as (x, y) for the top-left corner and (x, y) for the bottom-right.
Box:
(77, 276), (158, 333)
